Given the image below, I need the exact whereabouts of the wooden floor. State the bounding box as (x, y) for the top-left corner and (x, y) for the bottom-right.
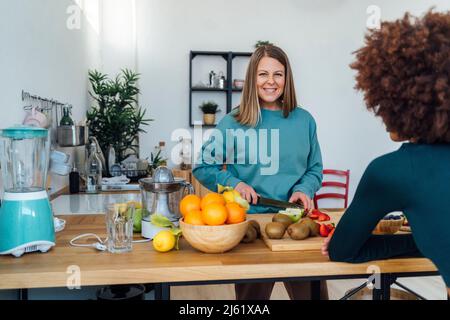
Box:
(171, 276), (448, 300)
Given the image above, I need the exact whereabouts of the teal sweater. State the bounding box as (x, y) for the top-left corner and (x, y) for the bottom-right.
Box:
(193, 107), (323, 213)
(329, 143), (450, 287)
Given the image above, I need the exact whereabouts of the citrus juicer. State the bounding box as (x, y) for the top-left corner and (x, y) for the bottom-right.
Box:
(0, 126), (55, 257)
(139, 166), (194, 239)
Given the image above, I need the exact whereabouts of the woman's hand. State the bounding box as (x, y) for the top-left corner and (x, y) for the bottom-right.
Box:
(235, 182), (259, 205)
(289, 192), (313, 212)
(321, 236), (331, 257)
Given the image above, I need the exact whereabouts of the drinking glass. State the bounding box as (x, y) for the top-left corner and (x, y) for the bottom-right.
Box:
(106, 203), (135, 253)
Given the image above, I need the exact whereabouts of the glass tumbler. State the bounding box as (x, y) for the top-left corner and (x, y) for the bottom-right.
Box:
(106, 203), (135, 253)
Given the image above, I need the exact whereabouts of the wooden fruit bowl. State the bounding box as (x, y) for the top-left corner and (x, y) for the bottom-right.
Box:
(180, 219), (249, 253)
(373, 218), (405, 235)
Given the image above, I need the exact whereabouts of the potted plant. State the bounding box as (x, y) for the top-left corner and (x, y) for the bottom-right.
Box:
(255, 40), (274, 48)
(199, 101), (220, 125)
(86, 69), (152, 171)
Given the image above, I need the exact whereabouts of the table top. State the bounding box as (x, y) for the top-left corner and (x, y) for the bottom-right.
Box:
(0, 212), (438, 290)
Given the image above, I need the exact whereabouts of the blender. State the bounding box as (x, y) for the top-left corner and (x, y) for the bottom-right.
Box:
(0, 126), (55, 257)
(139, 166), (194, 239)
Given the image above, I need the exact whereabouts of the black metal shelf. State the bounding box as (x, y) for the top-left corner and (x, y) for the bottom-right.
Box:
(191, 87), (228, 92)
(189, 50), (252, 127)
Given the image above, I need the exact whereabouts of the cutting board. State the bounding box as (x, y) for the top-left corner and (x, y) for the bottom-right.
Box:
(252, 210), (344, 252)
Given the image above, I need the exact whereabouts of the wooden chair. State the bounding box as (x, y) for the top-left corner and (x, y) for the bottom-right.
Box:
(314, 169), (350, 209)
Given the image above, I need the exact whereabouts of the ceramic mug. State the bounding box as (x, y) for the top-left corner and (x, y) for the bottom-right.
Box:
(23, 107), (49, 128)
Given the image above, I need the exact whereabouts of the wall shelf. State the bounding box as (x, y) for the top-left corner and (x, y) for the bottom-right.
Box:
(189, 50), (252, 127)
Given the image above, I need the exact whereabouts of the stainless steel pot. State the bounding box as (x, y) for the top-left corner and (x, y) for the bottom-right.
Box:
(57, 125), (87, 147)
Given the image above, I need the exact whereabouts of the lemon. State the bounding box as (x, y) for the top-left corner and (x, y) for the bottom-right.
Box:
(115, 203), (128, 214)
(223, 191), (235, 203)
(127, 200), (142, 209)
(153, 230), (176, 252)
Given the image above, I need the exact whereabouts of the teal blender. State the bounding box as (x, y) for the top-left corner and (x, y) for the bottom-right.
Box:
(0, 126), (55, 257)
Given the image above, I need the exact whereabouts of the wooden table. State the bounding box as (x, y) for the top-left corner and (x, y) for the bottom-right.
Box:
(0, 210), (439, 300)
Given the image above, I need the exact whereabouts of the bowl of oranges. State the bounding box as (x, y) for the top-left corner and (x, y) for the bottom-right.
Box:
(179, 190), (249, 253)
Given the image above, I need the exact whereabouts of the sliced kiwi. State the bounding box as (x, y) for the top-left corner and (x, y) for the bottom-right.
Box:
(272, 213), (294, 228)
(241, 225), (258, 243)
(265, 222), (286, 239)
(287, 223), (310, 240)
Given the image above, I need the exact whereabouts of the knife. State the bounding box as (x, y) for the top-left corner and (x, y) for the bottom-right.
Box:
(256, 196), (304, 210)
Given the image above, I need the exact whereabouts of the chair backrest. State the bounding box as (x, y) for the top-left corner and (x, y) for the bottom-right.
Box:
(314, 169), (350, 209)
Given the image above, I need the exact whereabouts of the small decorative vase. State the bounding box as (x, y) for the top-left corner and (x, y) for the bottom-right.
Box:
(203, 113), (216, 125)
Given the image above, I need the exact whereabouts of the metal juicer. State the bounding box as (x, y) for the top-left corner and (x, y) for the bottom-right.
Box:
(139, 166), (194, 239)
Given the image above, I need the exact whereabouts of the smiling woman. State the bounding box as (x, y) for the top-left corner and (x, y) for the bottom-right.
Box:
(193, 45), (325, 300)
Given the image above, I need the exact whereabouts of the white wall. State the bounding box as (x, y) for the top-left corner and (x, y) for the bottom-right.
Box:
(100, 0), (137, 75)
(0, 0), (101, 193)
(135, 0), (450, 204)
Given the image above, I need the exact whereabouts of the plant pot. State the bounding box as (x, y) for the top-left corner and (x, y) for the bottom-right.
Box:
(203, 114), (216, 125)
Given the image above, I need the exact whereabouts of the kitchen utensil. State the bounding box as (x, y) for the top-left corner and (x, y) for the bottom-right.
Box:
(49, 160), (72, 176)
(180, 219), (248, 253)
(106, 203), (135, 253)
(0, 126), (55, 257)
(50, 150), (70, 164)
(256, 196), (304, 210)
(23, 106), (49, 128)
(233, 79), (244, 89)
(57, 125), (87, 147)
(139, 166), (194, 239)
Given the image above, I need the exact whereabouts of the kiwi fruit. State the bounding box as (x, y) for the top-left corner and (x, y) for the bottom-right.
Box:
(265, 222), (286, 239)
(299, 218), (320, 237)
(272, 214), (293, 228)
(248, 220), (261, 238)
(241, 225), (258, 243)
(287, 223), (310, 240)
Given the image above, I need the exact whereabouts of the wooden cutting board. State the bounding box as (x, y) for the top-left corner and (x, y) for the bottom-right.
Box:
(252, 210), (344, 252)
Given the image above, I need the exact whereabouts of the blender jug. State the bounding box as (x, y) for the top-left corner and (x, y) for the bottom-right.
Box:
(0, 126), (55, 257)
(139, 166), (194, 239)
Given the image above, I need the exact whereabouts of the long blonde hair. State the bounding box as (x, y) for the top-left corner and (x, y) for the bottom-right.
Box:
(235, 45), (298, 127)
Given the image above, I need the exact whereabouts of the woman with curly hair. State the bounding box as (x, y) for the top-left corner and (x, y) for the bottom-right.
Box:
(322, 10), (450, 295)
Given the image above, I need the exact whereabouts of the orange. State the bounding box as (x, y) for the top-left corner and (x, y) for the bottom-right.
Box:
(184, 209), (205, 225)
(180, 194), (201, 217)
(200, 193), (225, 210)
(201, 203), (228, 226)
(225, 202), (246, 224)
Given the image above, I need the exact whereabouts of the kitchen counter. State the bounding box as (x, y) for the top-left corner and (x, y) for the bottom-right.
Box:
(51, 193), (140, 215)
(0, 205), (439, 300)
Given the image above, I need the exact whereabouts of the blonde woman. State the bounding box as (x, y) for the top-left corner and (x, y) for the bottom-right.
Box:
(193, 45), (326, 299)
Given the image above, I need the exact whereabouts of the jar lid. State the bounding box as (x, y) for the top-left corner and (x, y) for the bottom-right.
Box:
(1, 126), (48, 139)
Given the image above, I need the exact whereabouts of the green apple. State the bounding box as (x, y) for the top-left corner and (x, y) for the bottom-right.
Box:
(133, 208), (143, 232)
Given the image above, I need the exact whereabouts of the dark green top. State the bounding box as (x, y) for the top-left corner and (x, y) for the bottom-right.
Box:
(329, 143), (450, 287)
